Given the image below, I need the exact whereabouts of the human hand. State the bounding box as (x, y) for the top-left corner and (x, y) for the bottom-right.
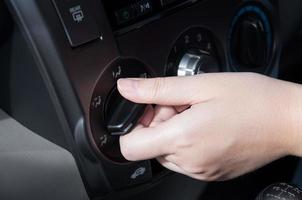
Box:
(117, 73), (302, 181)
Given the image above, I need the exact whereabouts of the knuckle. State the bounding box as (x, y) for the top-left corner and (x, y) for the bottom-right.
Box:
(150, 78), (165, 101)
(194, 171), (220, 182)
(201, 167), (222, 182)
(202, 174), (219, 182)
(183, 161), (220, 180)
(183, 164), (202, 174)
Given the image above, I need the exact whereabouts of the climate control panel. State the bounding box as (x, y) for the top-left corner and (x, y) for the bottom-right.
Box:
(85, 0), (279, 194)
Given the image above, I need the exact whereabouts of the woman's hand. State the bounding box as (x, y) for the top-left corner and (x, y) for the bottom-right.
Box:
(117, 73), (302, 181)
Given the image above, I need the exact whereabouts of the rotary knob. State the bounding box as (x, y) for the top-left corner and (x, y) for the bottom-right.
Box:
(234, 16), (268, 68)
(105, 86), (146, 136)
(166, 27), (222, 76)
(228, 5), (274, 73)
(177, 50), (220, 76)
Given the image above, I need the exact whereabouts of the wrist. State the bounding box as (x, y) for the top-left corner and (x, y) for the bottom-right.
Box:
(282, 81), (302, 157)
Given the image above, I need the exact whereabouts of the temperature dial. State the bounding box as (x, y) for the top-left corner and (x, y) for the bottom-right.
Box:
(166, 27), (221, 76)
(177, 50), (219, 76)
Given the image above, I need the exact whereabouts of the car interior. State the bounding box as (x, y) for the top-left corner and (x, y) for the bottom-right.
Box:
(1, 0), (302, 199)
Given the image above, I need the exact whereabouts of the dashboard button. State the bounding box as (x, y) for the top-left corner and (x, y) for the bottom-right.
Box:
(115, 0), (153, 25)
(115, 6), (136, 25)
(236, 17), (267, 68)
(126, 164), (152, 187)
(104, 161), (153, 189)
(228, 5), (273, 73)
(134, 0), (153, 17)
(52, 0), (101, 47)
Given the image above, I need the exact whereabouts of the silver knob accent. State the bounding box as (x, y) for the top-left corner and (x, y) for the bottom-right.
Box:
(177, 53), (204, 76)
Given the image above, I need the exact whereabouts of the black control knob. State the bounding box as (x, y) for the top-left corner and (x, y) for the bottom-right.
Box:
(235, 16), (267, 68)
(228, 5), (274, 73)
(177, 50), (219, 76)
(105, 87), (146, 136)
(256, 183), (302, 200)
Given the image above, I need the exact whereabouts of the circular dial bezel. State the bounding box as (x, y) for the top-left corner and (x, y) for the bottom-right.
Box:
(89, 58), (152, 163)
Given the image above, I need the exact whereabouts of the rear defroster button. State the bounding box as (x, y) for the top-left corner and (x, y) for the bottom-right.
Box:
(52, 0), (101, 47)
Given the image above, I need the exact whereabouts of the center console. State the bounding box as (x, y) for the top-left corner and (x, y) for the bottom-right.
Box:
(4, 0), (299, 199)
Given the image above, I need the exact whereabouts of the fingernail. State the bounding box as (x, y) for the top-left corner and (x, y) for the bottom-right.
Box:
(117, 79), (138, 96)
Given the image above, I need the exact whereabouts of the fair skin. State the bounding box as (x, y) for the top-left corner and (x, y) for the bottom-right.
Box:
(117, 73), (302, 181)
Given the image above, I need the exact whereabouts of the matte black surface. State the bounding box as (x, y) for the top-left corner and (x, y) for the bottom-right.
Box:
(0, 2), (13, 46)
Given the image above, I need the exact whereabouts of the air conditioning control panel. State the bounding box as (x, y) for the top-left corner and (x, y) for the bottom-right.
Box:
(85, 0), (280, 196)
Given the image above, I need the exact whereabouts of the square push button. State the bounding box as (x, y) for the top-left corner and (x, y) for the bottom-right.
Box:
(52, 0), (101, 47)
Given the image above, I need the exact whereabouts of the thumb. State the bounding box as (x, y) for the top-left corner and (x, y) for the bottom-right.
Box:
(117, 75), (210, 106)
(120, 125), (172, 161)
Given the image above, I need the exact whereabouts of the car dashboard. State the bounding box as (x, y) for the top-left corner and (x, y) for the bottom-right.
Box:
(1, 0), (302, 199)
